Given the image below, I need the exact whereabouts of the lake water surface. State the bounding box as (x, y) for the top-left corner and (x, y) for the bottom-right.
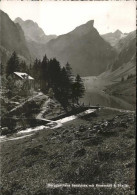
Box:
(82, 77), (135, 111)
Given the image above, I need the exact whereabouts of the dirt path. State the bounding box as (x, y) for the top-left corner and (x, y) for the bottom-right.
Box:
(36, 98), (52, 122)
(102, 106), (135, 113)
(3, 92), (132, 143)
(8, 92), (44, 114)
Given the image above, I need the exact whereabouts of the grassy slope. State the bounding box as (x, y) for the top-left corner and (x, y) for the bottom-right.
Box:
(1, 109), (135, 195)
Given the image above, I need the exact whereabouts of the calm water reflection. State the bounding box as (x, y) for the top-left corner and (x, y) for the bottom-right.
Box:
(82, 76), (135, 111)
(82, 91), (135, 111)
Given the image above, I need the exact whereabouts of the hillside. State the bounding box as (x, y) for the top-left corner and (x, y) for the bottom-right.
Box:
(26, 40), (46, 61)
(0, 10), (31, 64)
(112, 30), (136, 72)
(1, 108), (135, 195)
(44, 20), (116, 76)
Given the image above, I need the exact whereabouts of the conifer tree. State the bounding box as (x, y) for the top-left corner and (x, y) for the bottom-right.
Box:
(40, 55), (49, 91)
(19, 61), (27, 72)
(59, 67), (70, 108)
(65, 62), (73, 82)
(6, 52), (19, 76)
(48, 58), (61, 89)
(32, 59), (41, 80)
(1, 62), (5, 75)
(72, 74), (85, 104)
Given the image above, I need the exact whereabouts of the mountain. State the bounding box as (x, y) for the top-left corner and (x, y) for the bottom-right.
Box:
(14, 17), (57, 60)
(114, 30), (135, 54)
(44, 20), (116, 76)
(25, 40), (46, 61)
(14, 17), (57, 44)
(100, 30), (136, 82)
(102, 30), (127, 47)
(0, 10), (31, 64)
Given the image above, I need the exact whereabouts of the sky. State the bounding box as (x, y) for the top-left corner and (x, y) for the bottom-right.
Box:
(0, 1), (136, 35)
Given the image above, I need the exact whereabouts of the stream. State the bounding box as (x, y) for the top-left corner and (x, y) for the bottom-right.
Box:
(0, 108), (96, 142)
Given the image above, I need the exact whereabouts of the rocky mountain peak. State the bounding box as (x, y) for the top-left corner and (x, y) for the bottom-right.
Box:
(14, 17), (57, 44)
(14, 17), (24, 24)
(114, 29), (122, 34)
(45, 19), (116, 76)
(71, 20), (95, 36)
(114, 29), (123, 38)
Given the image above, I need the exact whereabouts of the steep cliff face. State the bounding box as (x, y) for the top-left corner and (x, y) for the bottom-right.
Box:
(112, 30), (136, 72)
(100, 31), (136, 81)
(0, 11), (31, 62)
(14, 17), (57, 60)
(14, 17), (57, 44)
(44, 20), (117, 76)
(102, 30), (127, 47)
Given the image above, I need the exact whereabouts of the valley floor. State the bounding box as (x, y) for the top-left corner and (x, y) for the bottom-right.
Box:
(1, 108), (135, 195)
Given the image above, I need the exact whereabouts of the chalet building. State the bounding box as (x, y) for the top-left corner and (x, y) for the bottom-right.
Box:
(13, 72), (35, 89)
(13, 72), (34, 80)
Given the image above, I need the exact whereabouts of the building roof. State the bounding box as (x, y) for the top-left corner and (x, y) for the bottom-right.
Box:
(14, 72), (34, 80)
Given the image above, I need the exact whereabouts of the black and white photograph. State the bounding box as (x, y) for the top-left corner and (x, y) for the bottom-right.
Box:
(0, 1), (136, 194)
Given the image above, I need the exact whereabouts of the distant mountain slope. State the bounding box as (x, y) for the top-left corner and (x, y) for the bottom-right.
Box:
(0, 10), (31, 63)
(111, 30), (136, 72)
(102, 30), (127, 47)
(114, 30), (136, 53)
(14, 17), (57, 44)
(44, 20), (116, 76)
(100, 30), (136, 82)
(105, 75), (136, 97)
(26, 40), (46, 61)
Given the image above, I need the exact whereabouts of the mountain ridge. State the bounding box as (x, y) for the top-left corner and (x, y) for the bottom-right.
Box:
(99, 30), (136, 81)
(44, 20), (117, 76)
(14, 17), (57, 44)
(0, 10), (31, 63)
(102, 29), (127, 47)
(1, 12), (135, 79)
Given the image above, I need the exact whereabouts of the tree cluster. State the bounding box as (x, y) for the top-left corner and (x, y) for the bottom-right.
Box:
(121, 74), (135, 82)
(3, 52), (32, 99)
(6, 51), (28, 76)
(127, 74), (134, 80)
(31, 55), (85, 109)
(4, 52), (85, 110)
